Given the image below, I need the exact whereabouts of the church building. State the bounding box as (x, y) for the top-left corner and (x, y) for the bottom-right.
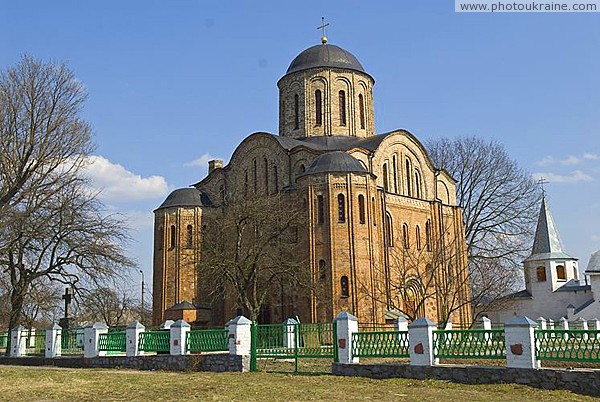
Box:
(152, 35), (471, 327)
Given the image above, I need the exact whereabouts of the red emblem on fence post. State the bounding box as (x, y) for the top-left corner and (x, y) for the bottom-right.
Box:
(414, 343), (424, 354)
(510, 344), (523, 355)
(339, 338), (346, 349)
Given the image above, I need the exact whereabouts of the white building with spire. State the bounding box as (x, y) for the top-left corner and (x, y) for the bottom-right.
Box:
(487, 196), (600, 323)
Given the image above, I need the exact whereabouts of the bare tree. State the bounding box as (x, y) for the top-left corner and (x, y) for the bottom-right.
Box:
(76, 286), (136, 327)
(426, 137), (540, 317)
(199, 192), (310, 322)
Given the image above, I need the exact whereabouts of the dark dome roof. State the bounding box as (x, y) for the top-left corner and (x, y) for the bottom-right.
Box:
(305, 151), (368, 175)
(285, 44), (367, 76)
(156, 188), (211, 210)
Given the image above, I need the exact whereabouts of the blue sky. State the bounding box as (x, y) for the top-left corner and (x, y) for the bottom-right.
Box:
(2, 1), (599, 293)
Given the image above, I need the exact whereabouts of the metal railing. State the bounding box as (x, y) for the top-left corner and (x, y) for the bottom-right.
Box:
(536, 329), (600, 362)
(352, 330), (409, 358)
(0, 332), (7, 349)
(61, 328), (84, 355)
(434, 329), (506, 359)
(186, 329), (228, 353)
(22, 330), (46, 356)
(98, 331), (126, 353)
(138, 330), (170, 353)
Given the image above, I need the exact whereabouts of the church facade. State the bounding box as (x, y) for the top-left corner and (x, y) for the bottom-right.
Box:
(152, 40), (471, 327)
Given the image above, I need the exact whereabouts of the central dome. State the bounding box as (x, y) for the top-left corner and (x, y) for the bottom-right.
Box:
(285, 44), (366, 76)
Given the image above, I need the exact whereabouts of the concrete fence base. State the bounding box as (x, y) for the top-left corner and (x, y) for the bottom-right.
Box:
(332, 362), (600, 397)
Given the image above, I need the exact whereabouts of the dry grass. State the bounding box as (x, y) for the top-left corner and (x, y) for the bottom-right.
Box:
(0, 365), (595, 402)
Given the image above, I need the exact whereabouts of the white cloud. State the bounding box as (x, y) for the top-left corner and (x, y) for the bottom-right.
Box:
(184, 153), (216, 168)
(83, 155), (169, 202)
(122, 210), (154, 232)
(536, 153), (599, 167)
(592, 235), (600, 242)
(532, 170), (593, 183)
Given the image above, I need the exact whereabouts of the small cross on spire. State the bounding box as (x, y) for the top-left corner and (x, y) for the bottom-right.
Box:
(538, 177), (549, 196)
(317, 17), (329, 44)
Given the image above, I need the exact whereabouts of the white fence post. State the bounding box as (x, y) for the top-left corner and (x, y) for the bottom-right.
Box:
(228, 315), (252, 356)
(395, 316), (409, 332)
(83, 322), (108, 358)
(335, 312), (359, 364)
(170, 320), (190, 356)
(283, 318), (298, 349)
(45, 324), (62, 358)
(577, 317), (589, 340)
(481, 317), (492, 331)
(10, 325), (26, 357)
(504, 316), (538, 369)
(408, 318), (437, 366)
(559, 317), (569, 340)
(126, 321), (145, 357)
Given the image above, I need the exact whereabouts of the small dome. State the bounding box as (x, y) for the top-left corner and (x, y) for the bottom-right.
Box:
(305, 151), (367, 175)
(586, 249), (600, 273)
(285, 44), (367, 76)
(156, 188), (211, 210)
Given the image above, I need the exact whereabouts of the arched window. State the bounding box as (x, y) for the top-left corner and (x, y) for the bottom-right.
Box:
(337, 194), (345, 223)
(358, 194), (366, 224)
(573, 266), (579, 280)
(405, 159), (412, 196)
(415, 170), (421, 198)
(340, 276), (349, 298)
(403, 223), (410, 249)
(264, 158), (269, 194)
(358, 94), (365, 129)
(186, 225), (193, 248)
(385, 213), (394, 247)
(253, 159), (257, 194)
(299, 164), (306, 174)
(319, 260), (327, 281)
(392, 155), (398, 193)
(425, 220), (432, 251)
(273, 166), (278, 194)
(556, 264), (566, 280)
(294, 94), (299, 130)
(382, 163), (389, 191)
(415, 226), (421, 250)
(317, 195), (325, 224)
(244, 171), (248, 197)
(170, 225), (176, 249)
(339, 90), (346, 126)
(536, 266), (547, 282)
(315, 89), (322, 126)
(157, 226), (163, 250)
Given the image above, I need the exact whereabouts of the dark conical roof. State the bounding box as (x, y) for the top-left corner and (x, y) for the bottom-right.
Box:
(525, 197), (575, 262)
(304, 151), (367, 175)
(285, 44), (368, 76)
(156, 188), (212, 210)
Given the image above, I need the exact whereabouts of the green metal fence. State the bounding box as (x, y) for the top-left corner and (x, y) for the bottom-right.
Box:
(434, 329), (506, 359)
(536, 329), (600, 362)
(186, 329), (228, 353)
(61, 328), (84, 355)
(250, 322), (337, 372)
(352, 330), (409, 358)
(22, 330), (46, 356)
(138, 330), (170, 353)
(98, 331), (126, 353)
(0, 332), (7, 349)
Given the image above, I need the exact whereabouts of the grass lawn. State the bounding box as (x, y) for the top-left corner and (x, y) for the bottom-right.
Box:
(0, 366), (595, 401)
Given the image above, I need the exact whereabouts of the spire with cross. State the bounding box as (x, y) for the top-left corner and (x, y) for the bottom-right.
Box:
(317, 17), (329, 44)
(538, 177), (549, 196)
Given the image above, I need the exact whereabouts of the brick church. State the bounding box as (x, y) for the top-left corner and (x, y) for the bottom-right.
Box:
(152, 35), (471, 327)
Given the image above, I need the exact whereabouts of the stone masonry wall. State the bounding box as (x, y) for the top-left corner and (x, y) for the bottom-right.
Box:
(0, 353), (249, 373)
(332, 362), (600, 397)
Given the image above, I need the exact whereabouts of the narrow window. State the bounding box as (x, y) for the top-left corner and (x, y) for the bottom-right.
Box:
(358, 194), (365, 224)
(273, 166), (278, 194)
(244, 171), (248, 197)
(573, 266), (579, 280)
(337, 194), (345, 223)
(317, 195), (325, 224)
(339, 90), (346, 126)
(294, 94), (299, 130)
(299, 164), (306, 174)
(416, 226), (421, 250)
(425, 220), (432, 251)
(157, 226), (163, 250)
(359, 94), (365, 129)
(253, 159), (257, 194)
(415, 170), (421, 198)
(536, 266), (547, 282)
(405, 159), (412, 196)
(315, 90), (322, 126)
(170, 225), (176, 249)
(382, 163), (389, 191)
(403, 223), (410, 249)
(392, 155), (398, 193)
(319, 260), (327, 281)
(372, 197), (376, 226)
(264, 158), (269, 195)
(340, 276), (349, 298)
(186, 225), (193, 248)
(385, 213), (394, 247)
(556, 264), (566, 280)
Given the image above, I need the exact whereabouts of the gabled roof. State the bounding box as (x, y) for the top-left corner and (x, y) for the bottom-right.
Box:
(525, 197), (575, 262)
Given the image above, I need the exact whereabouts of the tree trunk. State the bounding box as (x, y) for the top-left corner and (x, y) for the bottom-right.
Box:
(9, 282), (28, 331)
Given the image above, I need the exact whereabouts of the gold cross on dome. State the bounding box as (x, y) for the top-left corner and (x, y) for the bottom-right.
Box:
(317, 17), (329, 44)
